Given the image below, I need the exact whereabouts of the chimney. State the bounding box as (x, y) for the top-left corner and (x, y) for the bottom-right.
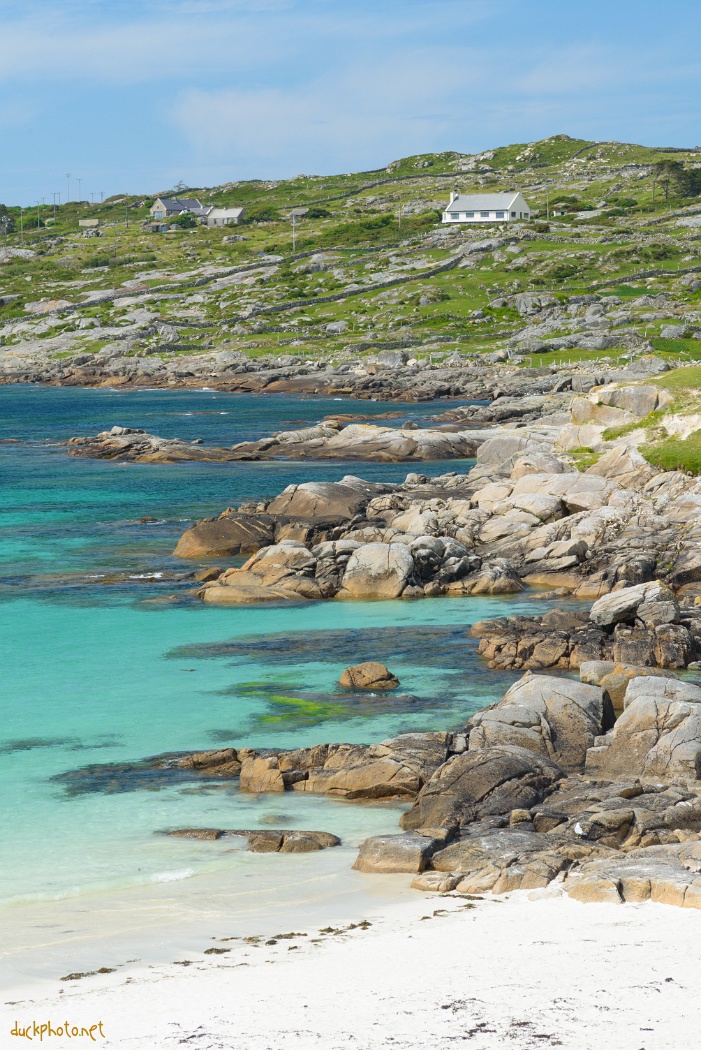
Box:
(449, 190), (458, 204)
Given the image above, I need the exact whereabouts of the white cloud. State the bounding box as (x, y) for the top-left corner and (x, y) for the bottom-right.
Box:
(172, 48), (489, 174)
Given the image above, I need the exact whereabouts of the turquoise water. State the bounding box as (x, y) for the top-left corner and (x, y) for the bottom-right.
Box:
(0, 385), (546, 920)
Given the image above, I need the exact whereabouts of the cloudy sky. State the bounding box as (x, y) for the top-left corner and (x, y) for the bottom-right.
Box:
(2, 0), (700, 204)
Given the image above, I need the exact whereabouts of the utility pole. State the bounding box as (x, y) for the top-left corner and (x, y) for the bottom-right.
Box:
(52, 193), (58, 222)
(292, 212), (297, 251)
(66, 173), (71, 203)
(546, 183), (550, 221)
(125, 195), (129, 228)
(398, 204), (402, 230)
(19, 207), (23, 245)
(76, 178), (82, 201)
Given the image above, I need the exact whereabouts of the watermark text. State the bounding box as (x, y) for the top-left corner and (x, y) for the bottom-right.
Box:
(10, 1021), (106, 1042)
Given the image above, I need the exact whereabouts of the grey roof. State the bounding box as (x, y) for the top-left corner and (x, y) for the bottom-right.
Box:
(156, 197), (203, 212)
(444, 193), (525, 211)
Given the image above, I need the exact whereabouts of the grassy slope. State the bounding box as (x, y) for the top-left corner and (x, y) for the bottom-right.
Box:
(2, 133), (701, 369)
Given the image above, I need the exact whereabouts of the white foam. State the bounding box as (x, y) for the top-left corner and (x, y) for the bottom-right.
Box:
(150, 869), (195, 883)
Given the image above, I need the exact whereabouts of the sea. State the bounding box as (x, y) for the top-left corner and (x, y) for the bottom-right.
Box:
(0, 384), (554, 987)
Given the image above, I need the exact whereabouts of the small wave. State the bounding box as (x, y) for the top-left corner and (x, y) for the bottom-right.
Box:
(129, 572), (164, 579)
(151, 869), (195, 883)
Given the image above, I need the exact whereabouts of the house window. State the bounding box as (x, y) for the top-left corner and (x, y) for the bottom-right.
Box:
(511, 211), (516, 217)
(480, 211), (489, 217)
(465, 211), (474, 217)
(449, 212), (459, 219)
(496, 211), (505, 218)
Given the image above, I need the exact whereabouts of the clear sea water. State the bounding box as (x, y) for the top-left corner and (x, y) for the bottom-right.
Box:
(0, 384), (554, 982)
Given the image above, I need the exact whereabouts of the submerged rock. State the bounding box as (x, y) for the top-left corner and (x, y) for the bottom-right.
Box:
(338, 662), (400, 690)
(164, 828), (341, 852)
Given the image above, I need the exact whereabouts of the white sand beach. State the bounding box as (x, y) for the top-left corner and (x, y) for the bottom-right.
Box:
(4, 888), (700, 1050)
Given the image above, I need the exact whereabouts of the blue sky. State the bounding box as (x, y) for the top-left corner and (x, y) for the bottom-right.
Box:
(2, 0), (700, 204)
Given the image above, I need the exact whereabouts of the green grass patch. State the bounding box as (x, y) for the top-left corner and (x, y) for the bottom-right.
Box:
(651, 337), (701, 359)
(602, 409), (668, 441)
(654, 366), (701, 390)
(642, 431), (701, 474)
(568, 447), (603, 471)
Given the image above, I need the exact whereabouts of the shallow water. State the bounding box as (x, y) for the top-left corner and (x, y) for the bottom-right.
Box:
(0, 385), (554, 983)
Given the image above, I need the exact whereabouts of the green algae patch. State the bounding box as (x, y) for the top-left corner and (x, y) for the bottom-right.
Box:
(257, 693), (349, 728)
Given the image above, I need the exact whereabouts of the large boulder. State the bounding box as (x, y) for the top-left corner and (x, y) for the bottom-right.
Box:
(596, 384), (673, 418)
(585, 678), (701, 780)
(339, 662), (400, 690)
(338, 542), (414, 599)
(174, 514), (276, 558)
(429, 826), (572, 893)
(452, 558), (523, 596)
(585, 446), (658, 490)
(201, 541), (324, 603)
(296, 734), (448, 801)
(467, 673), (608, 771)
(509, 472), (615, 513)
(266, 481), (370, 519)
(590, 580), (680, 628)
(353, 832), (440, 874)
(400, 745), (563, 832)
(564, 841), (701, 907)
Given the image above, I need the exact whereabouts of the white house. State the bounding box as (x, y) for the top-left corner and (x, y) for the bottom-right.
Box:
(441, 192), (531, 224)
(205, 207), (245, 227)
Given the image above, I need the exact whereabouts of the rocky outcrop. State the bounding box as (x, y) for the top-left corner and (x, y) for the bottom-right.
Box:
(353, 832), (446, 874)
(337, 542), (414, 599)
(201, 542), (326, 603)
(466, 673), (611, 772)
(589, 580), (680, 628)
(228, 421), (487, 462)
(68, 427), (241, 463)
(68, 423), (487, 465)
(585, 678), (701, 780)
(563, 842), (701, 906)
(165, 828), (341, 852)
(59, 671), (701, 908)
(399, 746), (565, 831)
(470, 603), (701, 672)
(338, 662), (400, 690)
(174, 514), (278, 558)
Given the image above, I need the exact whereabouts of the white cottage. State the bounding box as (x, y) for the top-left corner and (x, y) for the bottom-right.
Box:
(442, 192), (531, 224)
(205, 207), (246, 227)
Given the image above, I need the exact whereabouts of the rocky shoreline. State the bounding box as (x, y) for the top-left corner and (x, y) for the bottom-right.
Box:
(60, 668), (701, 909)
(36, 358), (701, 911)
(66, 420), (488, 463)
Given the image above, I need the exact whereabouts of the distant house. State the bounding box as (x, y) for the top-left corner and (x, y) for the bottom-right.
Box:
(441, 192), (531, 224)
(288, 207), (309, 220)
(205, 207), (245, 227)
(149, 197), (206, 220)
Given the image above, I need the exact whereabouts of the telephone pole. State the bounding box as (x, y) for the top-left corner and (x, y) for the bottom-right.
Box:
(65, 173), (71, 203)
(76, 178), (82, 201)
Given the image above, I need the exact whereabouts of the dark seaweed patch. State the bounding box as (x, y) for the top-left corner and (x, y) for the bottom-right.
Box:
(0, 737), (80, 755)
(51, 753), (209, 796)
(168, 625), (477, 669)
